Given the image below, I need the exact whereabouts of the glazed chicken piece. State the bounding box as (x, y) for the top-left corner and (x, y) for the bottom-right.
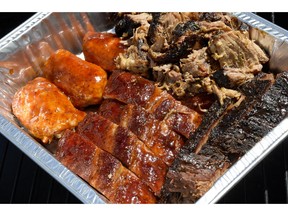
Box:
(12, 77), (86, 144)
(42, 49), (107, 108)
(83, 31), (126, 71)
(56, 130), (156, 204)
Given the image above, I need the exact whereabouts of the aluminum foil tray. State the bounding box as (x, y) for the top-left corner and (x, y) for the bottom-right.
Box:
(0, 12), (287, 204)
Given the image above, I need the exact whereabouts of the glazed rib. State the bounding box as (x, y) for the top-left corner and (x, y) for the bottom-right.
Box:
(103, 71), (202, 138)
(55, 130), (156, 203)
(76, 112), (167, 195)
(99, 99), (185, 166)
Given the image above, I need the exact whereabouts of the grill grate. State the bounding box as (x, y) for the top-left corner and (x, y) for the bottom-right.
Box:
(0, 12), (287, 204)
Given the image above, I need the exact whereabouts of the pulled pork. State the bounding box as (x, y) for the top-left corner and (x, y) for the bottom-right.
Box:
(114, 12), (269, 104)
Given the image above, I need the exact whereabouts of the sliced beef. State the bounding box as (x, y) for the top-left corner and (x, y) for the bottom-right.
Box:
(160, 145), (230, 203)
(204, 72), (288, 161)
(160, 72), (288, 203)
(189, 73), (275, 155)
(186, 98), (236, 154)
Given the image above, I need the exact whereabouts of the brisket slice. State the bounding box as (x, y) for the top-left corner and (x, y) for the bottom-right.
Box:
(188, 72), (275, 154)
(159, 145), (230, 203)
(55, 130), (156, 203)
(204, 71), (288, 162)
(161, 72), (288, 203)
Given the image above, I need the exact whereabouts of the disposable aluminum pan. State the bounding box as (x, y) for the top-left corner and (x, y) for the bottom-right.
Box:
(0, 12), (287, 204)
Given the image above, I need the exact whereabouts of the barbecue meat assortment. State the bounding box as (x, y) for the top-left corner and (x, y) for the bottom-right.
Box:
(10, 12), (288, 204)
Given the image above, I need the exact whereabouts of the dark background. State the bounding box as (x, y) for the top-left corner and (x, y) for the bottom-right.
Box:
(0, 12), (287, 204)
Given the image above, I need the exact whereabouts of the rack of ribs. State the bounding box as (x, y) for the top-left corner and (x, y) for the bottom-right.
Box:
(98, 99), (185, 166)
(76, 112), (167, 195)
(103, 71), (202, 138)
(55, 130), (156, 203)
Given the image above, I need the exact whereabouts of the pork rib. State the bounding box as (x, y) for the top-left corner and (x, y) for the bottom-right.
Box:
(98, 99), (185, 166)
(55, 130), (156, 203)
(103, 71), (202, 138)
(76, 112), (167, 195)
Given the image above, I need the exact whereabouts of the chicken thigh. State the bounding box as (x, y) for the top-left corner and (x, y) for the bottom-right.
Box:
(12, 77), (86, 144)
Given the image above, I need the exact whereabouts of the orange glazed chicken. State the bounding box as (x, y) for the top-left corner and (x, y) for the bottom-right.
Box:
(12, 77), (86, 144)
(43, 49), (107, 108)
(83, 31), (125, 71)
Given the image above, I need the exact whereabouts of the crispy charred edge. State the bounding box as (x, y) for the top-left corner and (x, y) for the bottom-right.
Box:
(187, 73), (275, 155)
(206, 71), (288, 162)
(55, 129), (156, 204)
(115, 14), (143, 38)
(159, 145), (230, 203)
(76, 112), (168, 195)
(159, 72), (287, 203)
(185, 97), (236, 154)
(98, 99), (185, 166)
(148, 34), (202, 64)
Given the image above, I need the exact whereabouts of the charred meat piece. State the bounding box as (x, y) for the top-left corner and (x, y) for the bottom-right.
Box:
(187, 73), (275, 155)
(76, 112), (167, 195)
(98, 99), (185, 166)
(203, 72), (288, 162)
(186, 98), (236, 154)
(12, 77), (86, 144)
(160, 72), (288, 203)
(103, 71), (202, 138)
(115, 13), (152, 77)
(83, 31), (126, 71)
(148, 34), (201, 64)
(55, 130), (156, 203)
(43, 49), (107, 108)
(115, 13), (152, 39)
(160, 145), (230, 203)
